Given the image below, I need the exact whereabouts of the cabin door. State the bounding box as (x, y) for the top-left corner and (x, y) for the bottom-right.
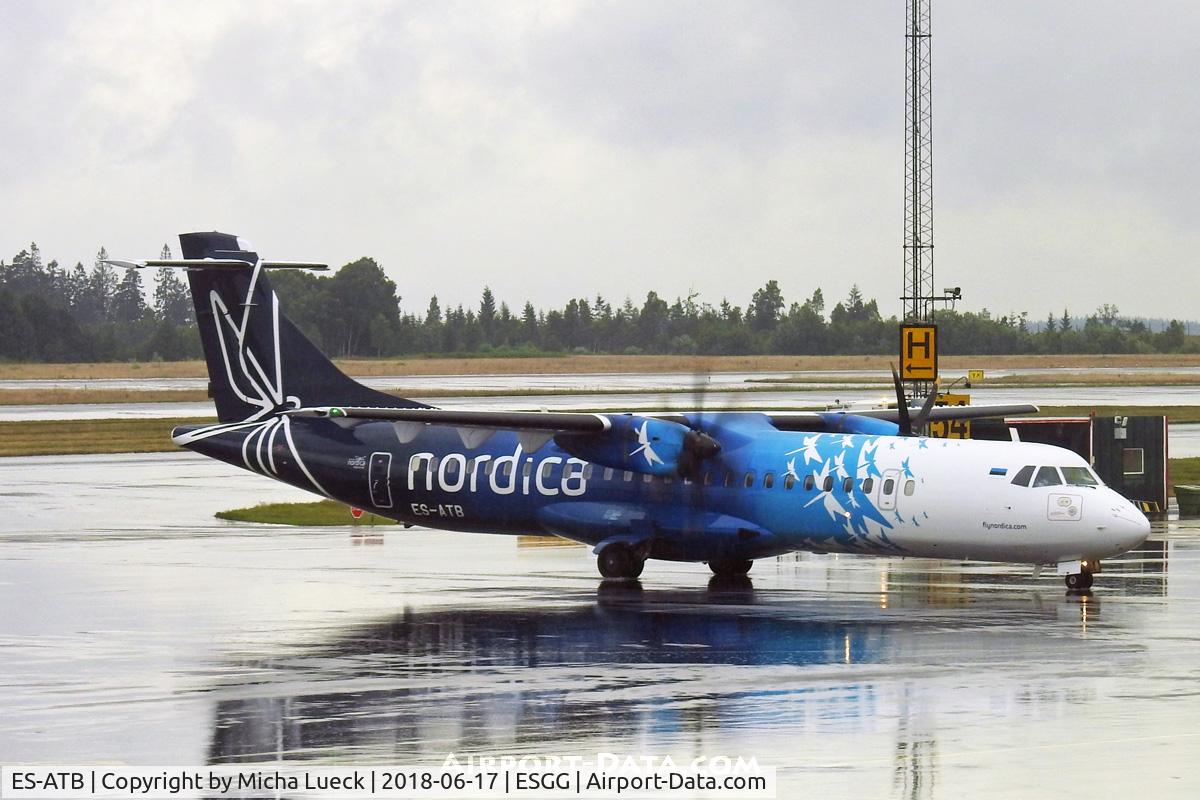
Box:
(878, 469), (900, 511)
(369, 452), (393, 508)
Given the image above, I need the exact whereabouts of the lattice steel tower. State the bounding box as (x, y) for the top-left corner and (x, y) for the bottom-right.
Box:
(902, 0), (934, 324)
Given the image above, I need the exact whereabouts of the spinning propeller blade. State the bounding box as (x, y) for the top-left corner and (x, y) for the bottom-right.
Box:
(890, 364), (913, 435)
(890, 364), (939, 436)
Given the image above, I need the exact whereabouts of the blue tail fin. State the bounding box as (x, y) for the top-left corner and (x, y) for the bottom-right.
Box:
(180, 231), (427, 423)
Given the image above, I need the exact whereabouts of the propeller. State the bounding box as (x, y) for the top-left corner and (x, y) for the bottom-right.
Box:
(890, 364), (939, 436)
(677, 427), (721, 479)
(678, 367), (725, 542)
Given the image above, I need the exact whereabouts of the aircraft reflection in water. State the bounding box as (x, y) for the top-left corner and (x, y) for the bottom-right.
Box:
(205, 582), (1125, 789)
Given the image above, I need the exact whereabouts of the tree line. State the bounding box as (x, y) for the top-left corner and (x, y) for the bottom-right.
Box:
(0, 243), (1194, 362)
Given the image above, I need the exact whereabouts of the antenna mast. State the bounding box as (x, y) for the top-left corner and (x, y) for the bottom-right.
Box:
(903, 0), (934, 326)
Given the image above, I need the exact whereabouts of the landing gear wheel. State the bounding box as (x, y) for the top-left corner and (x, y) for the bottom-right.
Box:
(597, 543), (644, 580)
(708, 558), (754, 577)
(1065, 572), (1094, 591)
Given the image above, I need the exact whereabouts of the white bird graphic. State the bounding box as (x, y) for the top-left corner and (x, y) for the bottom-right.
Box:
(629, 420), (664, 467)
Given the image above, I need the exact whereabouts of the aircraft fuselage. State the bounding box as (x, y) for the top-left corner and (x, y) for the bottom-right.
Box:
(177, 412), (1150, 568)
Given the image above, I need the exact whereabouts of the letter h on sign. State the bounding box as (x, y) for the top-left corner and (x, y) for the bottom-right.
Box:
(900, 324), (938, 380)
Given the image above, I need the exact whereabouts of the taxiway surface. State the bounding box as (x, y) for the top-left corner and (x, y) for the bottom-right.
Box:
(1, 453), (1198, 798)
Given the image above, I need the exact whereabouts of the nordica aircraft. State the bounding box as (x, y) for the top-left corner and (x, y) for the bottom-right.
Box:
(109, 233), (1150, 590)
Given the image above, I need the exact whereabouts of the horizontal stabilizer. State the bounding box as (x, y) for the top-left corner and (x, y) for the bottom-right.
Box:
(102, 258), (328, 271)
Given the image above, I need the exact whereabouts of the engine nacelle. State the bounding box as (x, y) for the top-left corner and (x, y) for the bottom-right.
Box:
(556, 415), (709, 477)
(817, 412), (900, 436)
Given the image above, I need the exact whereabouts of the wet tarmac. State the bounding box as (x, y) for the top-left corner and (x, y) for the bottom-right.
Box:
(1, 453), (1199, 797)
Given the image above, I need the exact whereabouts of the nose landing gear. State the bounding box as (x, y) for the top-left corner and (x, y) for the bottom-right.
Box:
(1065, 572), (1094, 591)
(1060, 559), (1100, 592)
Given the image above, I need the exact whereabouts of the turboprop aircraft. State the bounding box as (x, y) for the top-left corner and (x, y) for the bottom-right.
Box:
(108, 232), (1150, 590)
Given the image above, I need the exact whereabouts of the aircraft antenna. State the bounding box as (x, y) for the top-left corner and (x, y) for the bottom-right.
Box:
(899, 0), (956, 402)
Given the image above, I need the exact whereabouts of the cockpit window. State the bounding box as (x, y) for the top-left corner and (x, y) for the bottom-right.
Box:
(1033, 466), (1063, 487)
(1061, 466), (1100, 486)
(1011, 465), (1035, 487)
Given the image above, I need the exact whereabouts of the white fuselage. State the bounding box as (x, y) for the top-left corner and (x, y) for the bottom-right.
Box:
(823, 436), (1151, 565)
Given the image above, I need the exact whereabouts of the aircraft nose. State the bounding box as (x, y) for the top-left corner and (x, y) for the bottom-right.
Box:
(1109, 498), (1151, 553)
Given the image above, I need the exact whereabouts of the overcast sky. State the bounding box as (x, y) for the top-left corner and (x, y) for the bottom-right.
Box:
(2, 1), (1197, 321)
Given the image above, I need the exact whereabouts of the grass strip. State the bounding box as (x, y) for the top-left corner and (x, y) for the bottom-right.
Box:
(216, 499), (396, 526)
(5, 353), (1200, 381)
(1169, 458), (1200, 492)
(0, 417), (213, 456)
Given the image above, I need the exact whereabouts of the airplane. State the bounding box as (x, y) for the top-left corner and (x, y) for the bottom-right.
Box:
(108, 232), (1151, 591)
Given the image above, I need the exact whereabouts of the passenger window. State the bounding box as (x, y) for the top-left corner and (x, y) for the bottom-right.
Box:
(862, 477), (874, 493)
(583, 464), (594, 479)
(623, 470), (633, 482)
(643, 473), (653, 483)
(1011, 465), (1035, 487)
(724, 472), (734, 488)
(883, 478), (895, 495)
(804, 475), (815, 491)
(603, 467), (613, 481)
(501, 462), (512, 477)
(445, 459), (459, 475)
(744, 472), (755, 488)
(764, 472), (775, 489)
(843, 477), (853, 493)
(903, 479), (915, 496)
(1033, 466), (1062, 487)
(822, 476), (834, 492)
(429, 457), (440, 471)
(784, 474), (795, 490)
(522, 461), (532, 477)
(484, 461), (495, 475)
(703, 472), (713, 486)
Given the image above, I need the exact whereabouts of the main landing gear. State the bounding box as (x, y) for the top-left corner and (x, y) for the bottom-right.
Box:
(708, 558), (754, 577)
(597, 542), (645, 580)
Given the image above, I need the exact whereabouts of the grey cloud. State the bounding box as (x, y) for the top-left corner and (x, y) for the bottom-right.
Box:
(1, 1), (1197, 321)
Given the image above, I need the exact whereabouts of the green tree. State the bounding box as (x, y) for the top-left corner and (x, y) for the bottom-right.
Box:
(479, 287), (497, 346)
(326, 258), (401, 356)
(154, 254), (192, 326)
(637, 291), (670, 351)
(748, 279), (785, 332)
(111, 267), (149, 324)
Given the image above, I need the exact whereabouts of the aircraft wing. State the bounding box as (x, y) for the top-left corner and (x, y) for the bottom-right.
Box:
(286, 403), (1037, 435)
(286, 406), (610, 432)
(765, 403), (1039, 432)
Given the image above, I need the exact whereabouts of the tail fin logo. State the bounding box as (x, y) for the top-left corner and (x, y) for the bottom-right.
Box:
(208, 263), (301, 422)
(175, 262), (330, 496)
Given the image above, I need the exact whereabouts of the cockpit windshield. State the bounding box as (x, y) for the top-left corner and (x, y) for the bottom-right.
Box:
(1011, 464), (1103, 488)
(1061, 466), (1101, 486)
